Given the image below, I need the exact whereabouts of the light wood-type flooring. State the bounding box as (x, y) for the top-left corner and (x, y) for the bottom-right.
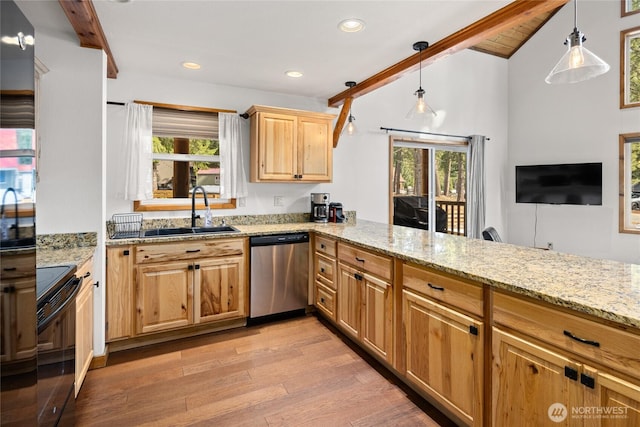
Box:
(76, 315), (456, 426)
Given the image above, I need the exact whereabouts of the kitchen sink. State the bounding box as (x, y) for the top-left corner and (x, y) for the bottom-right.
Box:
(0, 237), (36, 249)
(142, 225), (239, 237)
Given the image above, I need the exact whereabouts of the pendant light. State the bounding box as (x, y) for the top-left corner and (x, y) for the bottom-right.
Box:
(343, 81), (357, 136)
(545, 0), (609, 84)
(406, 41), (437, 123)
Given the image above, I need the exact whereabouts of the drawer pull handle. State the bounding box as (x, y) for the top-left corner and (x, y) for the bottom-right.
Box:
(320, 297), (325, 304)
(3, 267), (17, 271)
(186, 249), (201, 253)
(428, 283), (445, 291)
(83, 272), (91, 278)
(580, 373), (595, 389)
(563, 330), (600, 348)
(354, 273), (363, 281)
(320, 268), (325, 273)
(355, 257), (365, 263)
(564, 366), (578, 381)
(320, 244), (326, 249)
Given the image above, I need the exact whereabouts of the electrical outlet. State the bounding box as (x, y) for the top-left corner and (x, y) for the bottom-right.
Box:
(547, 242), (553, 250)
(274, 196), (284, 207)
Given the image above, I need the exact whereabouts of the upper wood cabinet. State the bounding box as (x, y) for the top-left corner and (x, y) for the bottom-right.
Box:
(246, 105), (335, 183)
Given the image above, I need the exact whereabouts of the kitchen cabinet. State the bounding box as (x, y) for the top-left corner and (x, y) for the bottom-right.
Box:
(106, 238), (247, 343)
(492, 291), (640, 427)
(246, 105), (335, 183)
(401, 263), (484, 427)
(0, 251), (37, 363)
(314, 235), (337, 321)
(106, 245), (133, 341)
(336, 242), (393, 363)
(75, 256), (94, 397)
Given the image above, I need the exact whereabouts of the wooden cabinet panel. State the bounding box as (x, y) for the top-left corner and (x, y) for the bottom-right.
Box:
(298, 116), (332, 181)
(315, 235), (336, 257)
(136, 261), (193, 334)
(10, 277), (37, 360)
(586, 368), (640, 427)
(195, 256), (245, 323)
(338, 242), (392, 281)
(315, 253), (336, 289)
(136, 239), (244, 264)
(492, 327), (582, 427)
(315, 281), (336, 321)
(404, 289), (483, 426)
(337, 263), (360, 338)
(106, 246), (133, 341)
(75, 269), (93, 397)
(362, 273), (393, 362)
(257, 112), (297, 180)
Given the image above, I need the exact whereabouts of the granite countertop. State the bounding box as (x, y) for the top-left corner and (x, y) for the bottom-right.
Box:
(36, 232), (97, 269)
(106, 220), (640, 330)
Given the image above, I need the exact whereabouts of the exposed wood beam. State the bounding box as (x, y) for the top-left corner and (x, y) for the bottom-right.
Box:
(332, 97), (353, 148)
(328, 0), (570, 108)
(58, 0), (119, 79)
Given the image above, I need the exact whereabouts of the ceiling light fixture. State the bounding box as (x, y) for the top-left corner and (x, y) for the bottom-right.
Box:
(181, 61), (201, 70)
(338, 18), (365, 33)
(545, 0), (609, 84)
(406, 41), (437, 124)
(285, 70), (303, 78)
(343, 81), (357, 136)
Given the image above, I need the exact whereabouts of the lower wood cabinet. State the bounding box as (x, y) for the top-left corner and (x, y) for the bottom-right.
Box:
(402, 288), (483, 427)
(195, 256), (245, 323)
(75, 257), (94, 397)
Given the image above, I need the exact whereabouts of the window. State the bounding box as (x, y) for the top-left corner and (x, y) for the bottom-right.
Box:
(621, 26), (640, 109)
(390, 137), (468, 236)
(622, 0), (640, 17)
(133, 103), (237, 212)
(620, 133), (640, 234)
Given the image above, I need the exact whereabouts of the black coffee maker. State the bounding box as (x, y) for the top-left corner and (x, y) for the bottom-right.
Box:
(310, 193), (330, 223)
(329, 202), (346, 223)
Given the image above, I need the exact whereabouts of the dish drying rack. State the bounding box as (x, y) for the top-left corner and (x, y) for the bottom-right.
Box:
(108, 213), (143, 239)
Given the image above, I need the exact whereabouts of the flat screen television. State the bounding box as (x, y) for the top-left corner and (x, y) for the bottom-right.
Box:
(515, 162), (602, 205)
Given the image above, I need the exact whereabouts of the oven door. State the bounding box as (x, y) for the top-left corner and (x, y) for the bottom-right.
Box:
(37, 276), (81, 427)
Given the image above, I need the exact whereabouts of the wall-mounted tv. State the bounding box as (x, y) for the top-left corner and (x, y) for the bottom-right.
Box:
(515, 162), (602, 205)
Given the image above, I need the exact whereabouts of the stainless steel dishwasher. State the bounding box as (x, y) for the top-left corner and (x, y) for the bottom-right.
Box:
(249, 232), (309, 322)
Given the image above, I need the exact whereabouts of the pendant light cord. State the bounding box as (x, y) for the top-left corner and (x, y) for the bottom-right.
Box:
(418, 46), (423, 90)
(573, 0), (578, 29)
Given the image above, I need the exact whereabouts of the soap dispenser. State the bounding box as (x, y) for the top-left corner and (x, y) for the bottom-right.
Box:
(204, 207), (213, 227)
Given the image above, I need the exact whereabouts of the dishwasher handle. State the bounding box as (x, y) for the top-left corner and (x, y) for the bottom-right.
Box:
(250, 233), (309, 247)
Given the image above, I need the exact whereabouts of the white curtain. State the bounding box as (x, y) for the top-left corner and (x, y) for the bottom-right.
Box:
(467, 135), (486, 239)
(219, 113), (248, 200)
(122, 103), (153, 201)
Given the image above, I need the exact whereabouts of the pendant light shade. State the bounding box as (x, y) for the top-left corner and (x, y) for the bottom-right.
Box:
(342, 81), (357, 136)
(407, 41), (437, 124)
(545, 0), (609, 84)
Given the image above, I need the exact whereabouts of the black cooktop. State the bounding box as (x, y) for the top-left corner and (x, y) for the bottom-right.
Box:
(36, 264), (77, 302)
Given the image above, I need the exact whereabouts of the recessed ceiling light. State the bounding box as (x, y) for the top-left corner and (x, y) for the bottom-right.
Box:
(182, 61), (201, 70)
(338, 18), (365, 33)
(285, 70), (303, 78)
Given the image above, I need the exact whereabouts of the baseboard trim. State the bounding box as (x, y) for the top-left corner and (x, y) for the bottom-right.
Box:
(89, 344), (109, 369)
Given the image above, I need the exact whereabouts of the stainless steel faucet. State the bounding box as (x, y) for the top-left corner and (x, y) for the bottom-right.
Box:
(191, 186), (209, 227)
(1, 187), (19, 239)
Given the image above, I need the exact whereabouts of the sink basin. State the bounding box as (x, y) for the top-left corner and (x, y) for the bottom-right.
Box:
(142, 225), (239, 237)
(0, 237), (36, 249)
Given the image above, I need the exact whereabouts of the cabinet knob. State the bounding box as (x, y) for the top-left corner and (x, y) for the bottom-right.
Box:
(320, 268), (325, 273)
(320, 297), (325, 304)
(123, 250), (130, 256)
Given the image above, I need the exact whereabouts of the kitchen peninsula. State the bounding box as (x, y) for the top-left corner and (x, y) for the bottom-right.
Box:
(105, 218), (640, 427)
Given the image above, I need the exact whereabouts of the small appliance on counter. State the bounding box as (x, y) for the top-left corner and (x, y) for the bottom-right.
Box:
(310, 193), (330, 223)
(329, 202), (346, 223)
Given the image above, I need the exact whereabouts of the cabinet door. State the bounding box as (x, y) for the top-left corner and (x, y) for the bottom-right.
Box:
(195, 256), (245, 323)
(492, 327), (582, 427)
(258, 112), (297, 180)
(136, 261), (193, 334)
(362, 273), (392, 363)
(1, 277), (37, 361)
(403, 289), (483, 426)
(337, 263), (361, 338)
(106, 246), (133, 341)
(582, 366), (640, 427)
(75, 279), (93, 397)
(298, 116), (331, 181)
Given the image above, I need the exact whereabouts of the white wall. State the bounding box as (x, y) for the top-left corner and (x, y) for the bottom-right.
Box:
(33, 30), (108, 355)
(508, 1), (640, 263)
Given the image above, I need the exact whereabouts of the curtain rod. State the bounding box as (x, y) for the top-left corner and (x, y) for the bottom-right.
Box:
(380, 127), (490, 141)
(107, 101), (245, 117)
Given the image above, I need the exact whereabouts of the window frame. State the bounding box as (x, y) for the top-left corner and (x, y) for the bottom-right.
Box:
(620, 26), (640, 109)
(132, 100), (237, 212)
(622, 0), (640, 17)
(619, 132), (640, 234)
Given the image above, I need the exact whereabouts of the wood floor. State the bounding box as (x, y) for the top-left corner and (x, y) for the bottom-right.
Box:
(76, 315), (457, 426)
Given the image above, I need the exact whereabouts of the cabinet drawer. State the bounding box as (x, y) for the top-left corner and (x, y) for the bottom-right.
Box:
(315, 281), (336, 321)
(136, 239), (244, 264)
(315, 253), (336, 289)
(403, 263), (483, 317)
(1, 252), (35, 279)
(77, 256), (94, 291)
(493, 291), (640, 379)
(315, 235), (336, 257)
(337, 242), (392, 281)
